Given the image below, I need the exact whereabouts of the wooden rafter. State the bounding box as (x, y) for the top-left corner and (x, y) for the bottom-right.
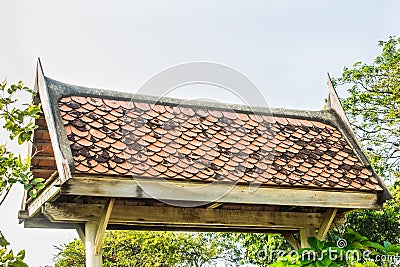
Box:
(207, 203), (222, 209)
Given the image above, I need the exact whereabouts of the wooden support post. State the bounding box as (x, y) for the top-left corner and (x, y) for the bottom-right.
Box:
(84, 198), (114, 267)
(316, 208), (338, 240)
(280, 232), (300, 250)
(300, 227), (315, 248)
(85, 221), (102, 267)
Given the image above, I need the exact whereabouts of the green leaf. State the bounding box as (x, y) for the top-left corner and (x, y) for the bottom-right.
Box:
(23, 184), (32, 191)
(363, 241), (385, 252)
(308, 237), (318, 251)
(17, 249), (25, 260)
(13, 259), (28, 267)
(383, 241), (391, 251)
(29, 189), (37, 198)
(320, 254), (332, 266)
(317, 240), (325, 251)
(34, 183), (45, 190)
(31, 178), (44, 185)
(0, 236), (10, 247)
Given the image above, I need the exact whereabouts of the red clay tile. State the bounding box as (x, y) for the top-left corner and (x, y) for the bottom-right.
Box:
(70, 126), (89, 138)
(135, 102), (151, 111)
(311, 121), (326, 129)
(336, 150), (349, 158)
(275, 117), (288, 125)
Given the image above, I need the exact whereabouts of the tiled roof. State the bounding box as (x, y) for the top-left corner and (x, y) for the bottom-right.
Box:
(56, 95), (382, 191)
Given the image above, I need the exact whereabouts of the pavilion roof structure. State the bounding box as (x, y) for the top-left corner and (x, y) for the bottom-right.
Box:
(19, 61), (392, 259)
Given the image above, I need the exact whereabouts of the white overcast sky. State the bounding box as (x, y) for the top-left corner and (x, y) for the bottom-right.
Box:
(1, 1), (400, 266)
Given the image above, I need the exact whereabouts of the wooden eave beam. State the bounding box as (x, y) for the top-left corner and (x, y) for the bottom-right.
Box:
(43, 202), (324, 229)
(61, 175), (381, 209)
(24, 217), (75, 229)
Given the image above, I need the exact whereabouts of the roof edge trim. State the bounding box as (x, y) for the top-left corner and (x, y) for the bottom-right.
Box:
(35, 60), (74, 183)
(326, 74), (368, 159)
(326, 73), (392, 202)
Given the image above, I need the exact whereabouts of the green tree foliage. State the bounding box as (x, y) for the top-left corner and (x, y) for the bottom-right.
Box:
(0, 80), (41, 267)
(54, 231), (240, 267)
(0, 80), (42, 203)
(0, 233), (28, 267)
(333, 36), (400, 245)
(336, 36), (400, 181)
(343, 182), (400, 244)
(232, 233), (291, 266)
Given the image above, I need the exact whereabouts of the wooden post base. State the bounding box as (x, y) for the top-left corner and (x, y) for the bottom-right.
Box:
(85, 221), (102, 267)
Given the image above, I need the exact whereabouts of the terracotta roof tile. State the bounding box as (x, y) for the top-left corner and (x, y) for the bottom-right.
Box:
(52, 95), (384, 192)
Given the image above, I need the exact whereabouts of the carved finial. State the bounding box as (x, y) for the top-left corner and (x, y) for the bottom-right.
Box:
(326, 72), (348, 122)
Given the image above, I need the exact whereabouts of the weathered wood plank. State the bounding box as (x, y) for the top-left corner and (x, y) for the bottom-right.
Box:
(106, 224), (299, 232)
(62, 176), (381, 209)
(25, 176), (60, 217)
(43, 202), (324, 229)
(32, 168), (57, 173)
(32, 156), (56, 161)
(23, 217), (75, 229)
(22, 217), (310, 232)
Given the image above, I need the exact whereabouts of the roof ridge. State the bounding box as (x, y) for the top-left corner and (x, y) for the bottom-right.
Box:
(46, 76), (335, 123)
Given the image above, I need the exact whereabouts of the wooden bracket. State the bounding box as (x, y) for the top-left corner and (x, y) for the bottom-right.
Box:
(299, 227), (315, 248)
(316, 208), (338, 240)
(280, 231), (300, 250)
(94, 198), (115, 255)
(74, 223), (86, 244)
